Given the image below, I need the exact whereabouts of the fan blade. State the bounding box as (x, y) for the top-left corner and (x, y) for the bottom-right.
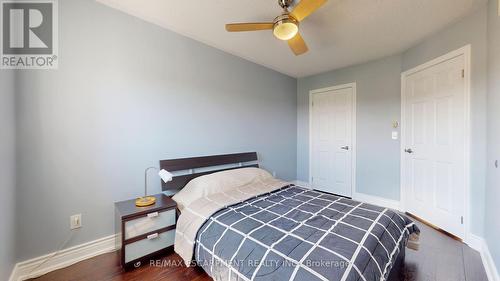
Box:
(225, 23), (274, 32)
(290, 0), (327, 21)
(288, 33), (308, 55)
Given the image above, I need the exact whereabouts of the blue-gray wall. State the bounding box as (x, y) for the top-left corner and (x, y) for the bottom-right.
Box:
(297, 54), (403, 200)
(0, 70), (16, 280)
(14, 0), (297, 261)
(297, 6), (487, 235)
(486, 0), (500, 271)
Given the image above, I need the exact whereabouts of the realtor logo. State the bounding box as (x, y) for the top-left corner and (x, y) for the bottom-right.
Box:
(1, 0), (58, 69)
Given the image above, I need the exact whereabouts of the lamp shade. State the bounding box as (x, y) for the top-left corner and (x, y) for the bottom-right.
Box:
(158, 169), (173, 183)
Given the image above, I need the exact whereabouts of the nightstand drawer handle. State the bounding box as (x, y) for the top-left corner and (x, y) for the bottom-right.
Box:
(147, 233), (159, 240)
(147, 212), (159, 218)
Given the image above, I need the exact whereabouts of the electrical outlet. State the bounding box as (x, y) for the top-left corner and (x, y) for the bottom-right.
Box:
(70, 214), (82, 230)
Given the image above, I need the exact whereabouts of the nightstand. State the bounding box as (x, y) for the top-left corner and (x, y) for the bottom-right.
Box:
(115, 194), (177, 269)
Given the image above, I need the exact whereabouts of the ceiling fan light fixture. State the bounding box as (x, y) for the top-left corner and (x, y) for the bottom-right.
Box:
(273, 15), (299, 41)
(225, 0), (329, 55)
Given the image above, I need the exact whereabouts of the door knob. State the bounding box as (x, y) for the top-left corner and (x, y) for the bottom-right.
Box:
(340, 146), (349, 150)
(404, 148), (413, 154)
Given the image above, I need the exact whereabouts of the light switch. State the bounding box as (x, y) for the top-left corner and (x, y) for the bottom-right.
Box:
(392, 131), (398, 140)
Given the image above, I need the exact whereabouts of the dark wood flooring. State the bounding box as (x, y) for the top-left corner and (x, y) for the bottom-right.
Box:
(29, 221), (487, 281)
(403, 221), (488, 281)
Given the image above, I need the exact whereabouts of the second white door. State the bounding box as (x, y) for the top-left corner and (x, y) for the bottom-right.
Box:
(310, 85), (355, 197)
(402, 52), (467, 238)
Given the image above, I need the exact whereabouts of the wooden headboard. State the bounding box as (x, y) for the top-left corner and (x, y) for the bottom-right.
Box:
(159, 152), (258, 192)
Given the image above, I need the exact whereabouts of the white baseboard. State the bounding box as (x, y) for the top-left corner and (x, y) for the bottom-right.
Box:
(291, 181), (401, 210)
(480, 238), (500, 281)
(460, 234), (499, 281)
(9, 234), (117, 281)
(291, 180), (311, 189)
(466, 233), (484, 252)
(352, 192), (401, 210)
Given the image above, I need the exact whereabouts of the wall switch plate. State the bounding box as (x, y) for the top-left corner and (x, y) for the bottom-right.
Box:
(392, 131), (398, 140)
(70, 214), (82, 230)
(272, 171), (277, 178)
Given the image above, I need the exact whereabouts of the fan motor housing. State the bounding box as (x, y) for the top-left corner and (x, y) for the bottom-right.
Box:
(278, 0), (294, 9)
(273, 14), (299, 27)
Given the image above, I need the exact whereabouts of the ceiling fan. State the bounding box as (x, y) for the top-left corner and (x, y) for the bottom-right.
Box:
(225, 0), (327, 56)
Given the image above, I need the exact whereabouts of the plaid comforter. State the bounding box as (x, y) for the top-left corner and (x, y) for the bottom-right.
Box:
(193, 185), (419, 281)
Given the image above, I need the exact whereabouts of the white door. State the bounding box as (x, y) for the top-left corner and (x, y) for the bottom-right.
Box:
(310, 85), (355, 197)
(403, 54), (467, 238)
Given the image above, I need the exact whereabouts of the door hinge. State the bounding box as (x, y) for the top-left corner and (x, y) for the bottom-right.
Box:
(311, 177), (314, 183)
(461, 216), (464, 225)
(462, 69), (465, 78)
(312, 101), (314, 107)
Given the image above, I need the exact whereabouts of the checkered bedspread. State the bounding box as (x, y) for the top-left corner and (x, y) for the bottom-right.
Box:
(194, 185), (419, 281)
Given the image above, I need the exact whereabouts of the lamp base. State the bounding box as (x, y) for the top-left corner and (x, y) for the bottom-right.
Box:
(135, 196), (156, 207)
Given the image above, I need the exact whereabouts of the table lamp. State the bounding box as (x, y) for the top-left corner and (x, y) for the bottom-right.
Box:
(136, 167), (173, 207)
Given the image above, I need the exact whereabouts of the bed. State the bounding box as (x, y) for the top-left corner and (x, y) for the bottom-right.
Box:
(160, 152), (419, 281)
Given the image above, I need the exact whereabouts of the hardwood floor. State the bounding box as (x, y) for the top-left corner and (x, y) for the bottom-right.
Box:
(29, 221), (487, 281)
(403, 221), (488, 281)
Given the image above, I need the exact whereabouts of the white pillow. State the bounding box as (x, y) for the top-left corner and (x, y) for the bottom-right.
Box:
(172, 167), (272, 212)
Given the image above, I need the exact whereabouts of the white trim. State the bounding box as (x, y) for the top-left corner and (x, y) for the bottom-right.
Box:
(291, 180), (312, 189)
(467, 234), (500, 281)
(352, 192), (401, 210)
(295, 179), (401, 210)
(308, 82), (357, 197)
(9, 234), (117, 281)
(467, 233), (484, 252)
(480, 238), (500, 281)
(400, 45), (472, 242)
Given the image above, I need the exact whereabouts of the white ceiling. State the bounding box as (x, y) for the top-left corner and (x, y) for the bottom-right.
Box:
(96, 0), (486, 78)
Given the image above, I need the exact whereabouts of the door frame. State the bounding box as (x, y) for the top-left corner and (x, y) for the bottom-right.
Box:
(400, 45), (471, 242)
(308, 82), (357, 197)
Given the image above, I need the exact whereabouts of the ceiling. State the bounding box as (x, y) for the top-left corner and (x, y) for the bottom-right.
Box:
(96, 0), (486, 78)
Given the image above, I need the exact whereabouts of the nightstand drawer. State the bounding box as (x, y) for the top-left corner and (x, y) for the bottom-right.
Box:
(125, 229), (175, 263)
(124, 209), (176, 240)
